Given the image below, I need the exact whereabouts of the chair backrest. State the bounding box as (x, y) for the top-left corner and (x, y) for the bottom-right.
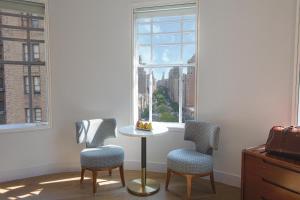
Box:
(184, 120), (220, 155)
(75, 118), (116, 148)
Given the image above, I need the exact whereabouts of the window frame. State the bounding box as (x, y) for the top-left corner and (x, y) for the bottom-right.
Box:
(131, 0), (199, 129)
(0, 0), (51, 133)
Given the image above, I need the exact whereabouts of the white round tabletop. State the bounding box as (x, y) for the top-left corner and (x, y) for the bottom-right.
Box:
(118, 125), (168, 137)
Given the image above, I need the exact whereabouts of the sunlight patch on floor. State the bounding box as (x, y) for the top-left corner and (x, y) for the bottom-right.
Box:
(0, 188), (9, 194)
(0, 185), (25, 194)
(7, 185), (25, 190)
(39, 177), (91, 185)
(7, 188), (43, 199)
(98, 180), (119, 186)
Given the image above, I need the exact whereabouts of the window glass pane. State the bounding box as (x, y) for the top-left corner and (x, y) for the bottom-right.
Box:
(183, 20), (195, 31)
(137, 46), (151, 65)
(152, 67), (179, 122)
(31, 18), (39, 28)
(153, 45), (180, 64)
(153, 33), (181, 44)
(137, 23), (151, 33)
(183, 44), (195, 64)
(138, 68), (150, 121)
(25, 108), (30, 123)
(183, 15), (196, 20)
(153, 16), (180, 22)
(136, 18), (151, 23)
(182, 66), (196, 122)
(137, 34), (151, 45)
(153, 22), (180, 33)
(183, 32), (195, 43)
(35, 108), (41, 122)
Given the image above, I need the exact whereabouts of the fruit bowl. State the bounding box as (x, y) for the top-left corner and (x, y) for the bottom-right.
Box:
(135, 121), (153, 131)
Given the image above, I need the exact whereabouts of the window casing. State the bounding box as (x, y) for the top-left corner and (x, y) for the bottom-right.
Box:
(134, 3), (197, 124)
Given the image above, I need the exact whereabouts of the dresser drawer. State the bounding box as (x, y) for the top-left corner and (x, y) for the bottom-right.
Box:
(261, 180), (300, 200)
(261, 161), (300, 193)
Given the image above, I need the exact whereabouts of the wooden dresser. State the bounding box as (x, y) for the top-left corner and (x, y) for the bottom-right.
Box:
(241, 145), (300, 200)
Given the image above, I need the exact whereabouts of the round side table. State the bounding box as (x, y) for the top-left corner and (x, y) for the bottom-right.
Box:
(119, 125), (168, 196)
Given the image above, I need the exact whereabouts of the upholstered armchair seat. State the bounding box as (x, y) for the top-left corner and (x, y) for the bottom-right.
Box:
(165, 120), (220, 200)
(80, 145), (124, 169)
(75, 118), (125, 193)
(167, 148), (213, 174)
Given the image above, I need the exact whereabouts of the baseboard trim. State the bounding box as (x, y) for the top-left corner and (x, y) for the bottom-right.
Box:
(0, 161), (241, 188)
(124, 160), (241, 188)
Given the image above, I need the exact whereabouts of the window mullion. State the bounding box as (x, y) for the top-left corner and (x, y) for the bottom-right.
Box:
(149, 68), (153, 122)
(178, 16), (184, 123)
(149, 18), (153, 122)
(179, 67), (183, 123)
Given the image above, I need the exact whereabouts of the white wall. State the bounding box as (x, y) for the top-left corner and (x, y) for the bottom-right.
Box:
(0, 0), (296, 187)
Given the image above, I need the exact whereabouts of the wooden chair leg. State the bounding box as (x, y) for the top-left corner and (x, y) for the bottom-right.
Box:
(92, 170), (98, 193)
(119, 165), (125, 187)
(210, 172), (216, 193)
(186, 175), (193, 200)
(165, 168), (172, 190)
(80, 168), (85, 184)
(109, 169), (112, 176)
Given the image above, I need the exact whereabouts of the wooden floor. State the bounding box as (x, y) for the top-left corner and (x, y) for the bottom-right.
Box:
(0, 170), (240, 200)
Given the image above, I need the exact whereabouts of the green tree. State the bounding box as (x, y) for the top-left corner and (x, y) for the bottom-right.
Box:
(159, 112), (178, 122)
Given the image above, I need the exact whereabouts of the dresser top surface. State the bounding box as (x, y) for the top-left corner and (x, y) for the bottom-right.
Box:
(244, 145), (300, 171)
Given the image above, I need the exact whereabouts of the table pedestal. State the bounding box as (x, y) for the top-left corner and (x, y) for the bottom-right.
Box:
(127, 137), (160, 196)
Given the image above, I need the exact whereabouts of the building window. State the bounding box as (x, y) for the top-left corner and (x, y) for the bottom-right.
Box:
(34, 108), (42, 122)
(25, 108), (31, 123)
(33, 76), (41, 94)
(24, 76), (30, 94)
(0, 0), (48, 126)
(24, 76), (41, 94)
(134, 3), (197, 123)
(31, 18), (39, 28)
(23, 43), (40, 61)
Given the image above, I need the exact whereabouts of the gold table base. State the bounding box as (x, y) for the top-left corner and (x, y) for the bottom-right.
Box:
(127, 178), (160, 196)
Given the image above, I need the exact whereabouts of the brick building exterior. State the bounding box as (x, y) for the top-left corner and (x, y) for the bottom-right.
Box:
(0, 9), (47, 124)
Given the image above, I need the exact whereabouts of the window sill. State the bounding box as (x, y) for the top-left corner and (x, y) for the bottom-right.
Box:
(0, 122), (50, 134)
(152, 122), (184, 133)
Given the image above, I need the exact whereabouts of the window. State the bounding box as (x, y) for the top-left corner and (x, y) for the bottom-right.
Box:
(23, 43), (40, 61)
(25, 108), (31, 123)
(134, 3), (197, 123)
(24, 76), (29, 94)
(31, 18), (39, 28)
(34, 108), (42, 122)
(33, 76), (41, 94)
(24, 76), (41, 94)
(0, 0), (48, 126)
